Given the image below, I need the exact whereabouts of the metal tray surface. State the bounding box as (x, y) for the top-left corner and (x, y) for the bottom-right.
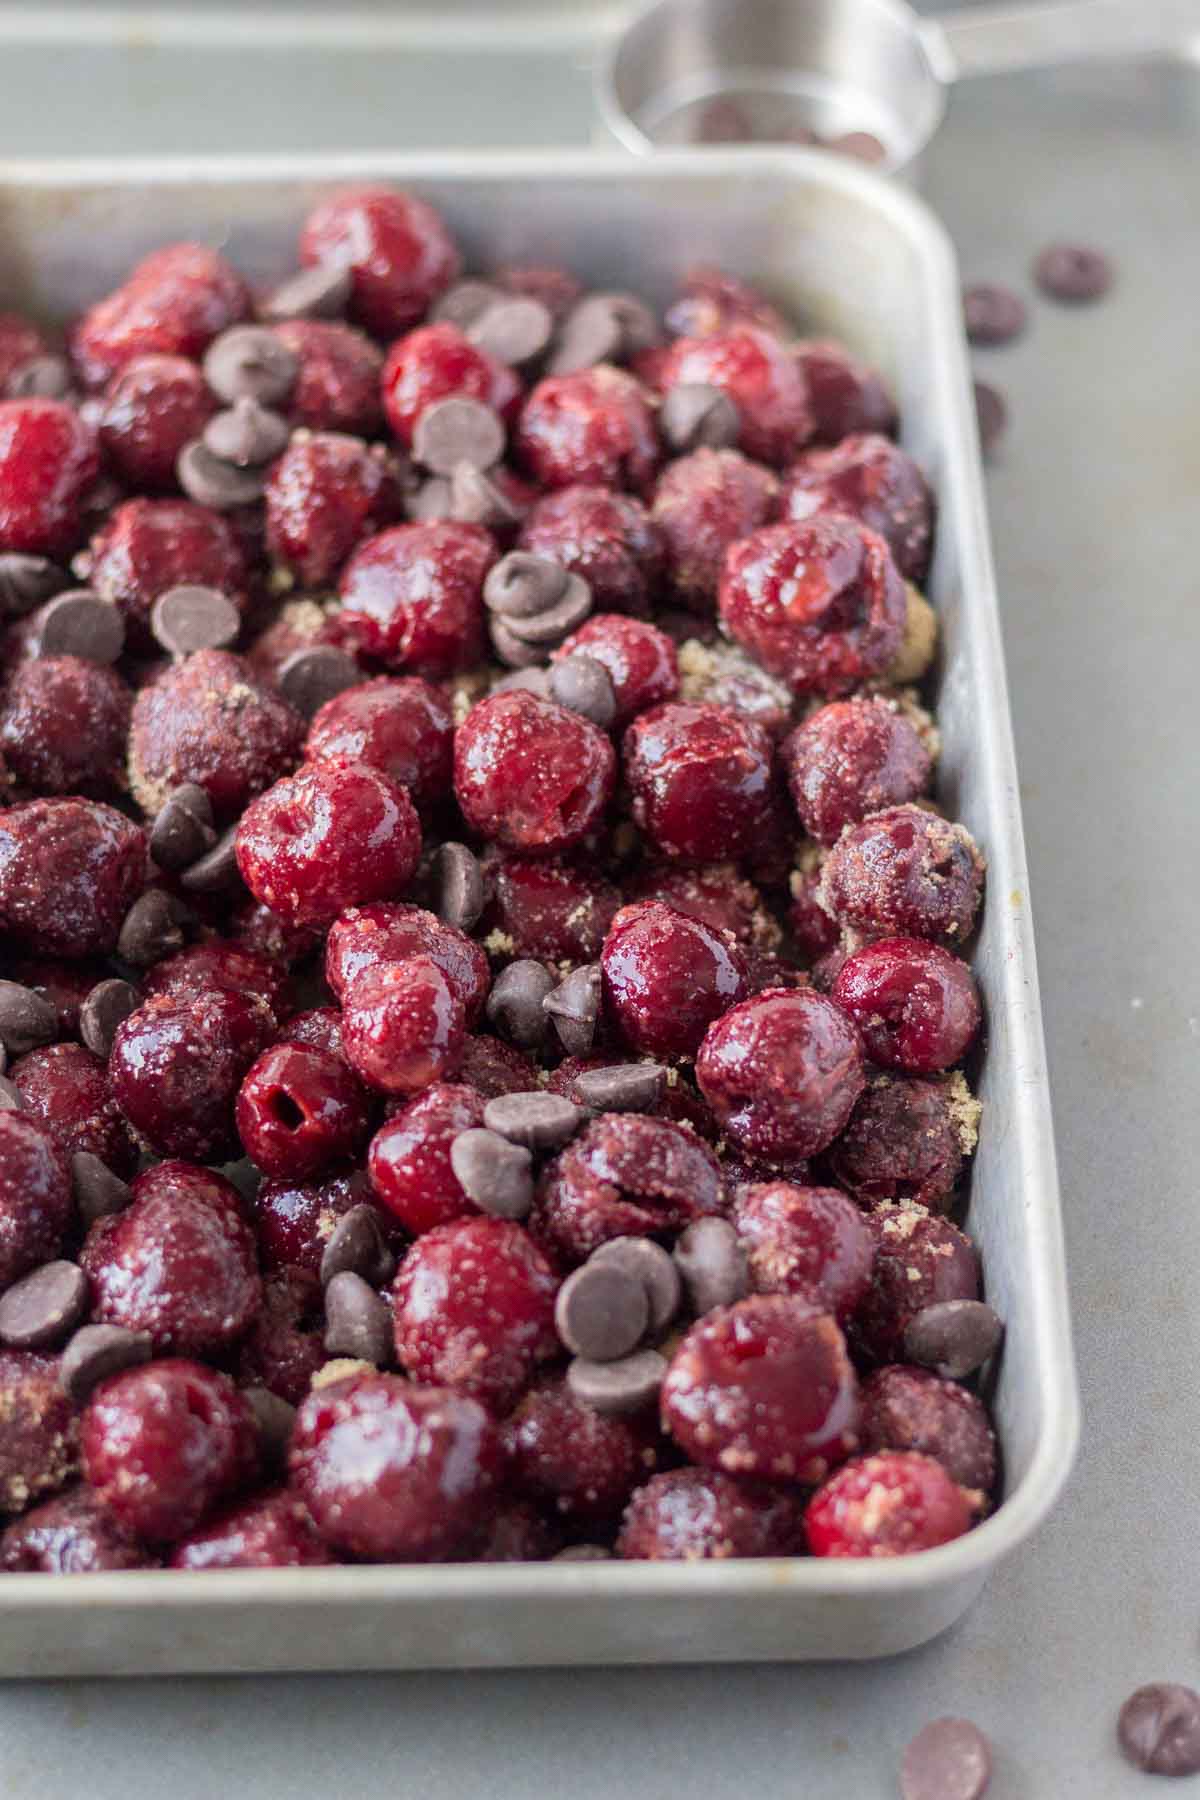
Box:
(0, 149), (1078, 1676)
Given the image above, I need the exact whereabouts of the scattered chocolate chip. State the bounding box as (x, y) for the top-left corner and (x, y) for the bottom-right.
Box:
(491, 665), (550, 699)
(6, 354), (73, 399)
(556, 1261), (648, 1362)
(319, 1203), (396, 1289)
(0, 1260), (89, 1351)
(203, 396), (291, 468)
(903, 1300), (1004, 1380)
(490, 617), (550, 670)
(149, 783), (217, 873)
(203, 324), (299, 405)
(78, 978), (140, 1060)
(450, 460), (522, 531)
(484, 551), (567, 619)
(543, 963), (601, 1057)
(900, 1717), (992, 1800)
(1033, 241), (1113, 303)
(482, 1090), (583, 1153)
(430, 279), (503, 332)
(549, 292), (661, 375)
(179, 824), (243, 894)
(116, 888), (190, 967)
(0, 1078), (23, 1112)
(502, 582), (592, 652)
(963, 283), (1028, 347)
(276, 644), (362, 719)
(551, 1543), (613, 1561)
(547, 655), (616, 728)
(485, 960), (556, 1051)
(591, 1236), (680, 1336)
(1118, 1684), (1200, 1777)
(405, 475), (452, 521)
(450, 1128), (534, 1220)
(323, 1271), (392, 1366)
(151, 583), (241, 658)
(659, 382), (741, 453)
(468, 295), (554, 369)
(571, 1062), (666, 1114)
(973, 380), (1008, 458)
(59, 1323), (153, 1405)
(432, 841), (485, 932)
(0, 980), (59, 1056)
(178, 438), (269, 510)
(674, 1217), (749, 1317)
(567, 1348), (667, 1416)
(34, 590), (125, 664)
(258, 264), (353, 323)
(695, 97), (752, 144)
(412, 397), (505, 476)
(0, 553), (69, 616)
(71, 1152), (133, 1227)
(243, 1383), (297, 1468)
(828, 130), (888, 164)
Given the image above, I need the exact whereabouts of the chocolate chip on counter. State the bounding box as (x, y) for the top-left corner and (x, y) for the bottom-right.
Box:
(149, 782), (217, 873)
(659, 382), (741, 453)
(405, 475), (453, 522)
(243, 1384), (298, 1468)
(323, 1271), (392, 1366)
(0, 553), (69, 616)
(485, 960), (557, 1051)
(567, 1348), (667, 1417)
(203, 324), (299, 405)
(34, 590), (125, 664)
(962, 283), (1028, 348)
(432, 840), (485, 933)
(543, 963), (602, 1057)
(412, 397), (505, 476)
(78, 978), (140, 1060)
(319, 1203), (396, 1289)
(556, 1262), (648, 1362)
(430, 279), (503, 332)
(1117, 1683), (1200, 1777)
(277, 644), (362, 719)
(828, 130), (888, 164)
(0, 1078), (23, 1112)
(117, 888), (191, 967)
(674, 1217), (749, 1317)
(179, 824), (243, 895)
(551, 1543), (613, 1562)
(203, 396), (291, 468)
(0, 1260), (89, 1351)
(900, 1717), (993, 1800)
(0, 980), (59, 1056)
(483, 551), (568, 620)
(258, 264), (353, 323)
(450, 460), (522, 531)
(6, 354), (73, 400)
(450, 1128), (534, 1220)
(468, 295), (554, 369)
(482, 1090), (583, 1153)
(59, 1323), (153, 1405)
(591, 1237), (681, 1336)
(151, 583), (241, 658)
(547, 655), (616, 729)
(178, 438), (269, 510)
(572, 1062), (667, 1115)
(71, 1152), (133, 1228)
(903, 1300), (1004, 1380)
(1033, 241), (1113, 303)
(548, 292), (661, 375)
(973, 381), (1007, 459)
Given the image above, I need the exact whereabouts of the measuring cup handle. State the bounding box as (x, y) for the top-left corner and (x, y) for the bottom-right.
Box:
(921, 0), (1200, 84)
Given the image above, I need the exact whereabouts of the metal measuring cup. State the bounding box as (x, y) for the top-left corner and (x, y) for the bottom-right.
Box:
(596, 0), (1199, 177)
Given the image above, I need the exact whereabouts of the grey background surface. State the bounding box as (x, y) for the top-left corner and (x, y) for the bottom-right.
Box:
(0, 8), (1198, 1795)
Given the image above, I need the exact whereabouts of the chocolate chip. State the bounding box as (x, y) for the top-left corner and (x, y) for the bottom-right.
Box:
(0, 553), (69, 617)
(828, 130), (888, 164)
(450, 1128), (534, 1219)
(203, 324), (299, 406)
(490, 618), (550, 670)
(319, 1203), (396, 1288)
(34, 590), (125, 664)
(116, 889), (190, 967)
(178, 438), (268, 510)
(78, 978), (140, 1060)
(566, 1348), (667, 1416)
(71, 1152), (133, 1228)
(59, 1323), (153, 1405)
(571, 1062), (666, 1114)
(962, 283), (1028, 347)
(498, 580), (592, 652)
(659, 382), (741, 453)
(973, 380), (1007, 458)
(695, 97), (752, 144)
(433, 841), (485, 932)
(903, 1300), (1004, 1380)
(551, 1543), (613, 1562)
(149, 783), (217, 873)
(450, 461), (522, 531)
(556, 1261), (647, 1362)
(1118, 1684), (1200, 1777)
(492, 665), (550, 699)
(412, 397), (505, 476)
(179, 824), (242, 894)
(259, 264), (353, 323)
(674, 1217), (749, 1317)
(1034, 241), (1113, 303)
(0, 1260), (88, 1350)
(405, 475), (452, 522)
(468, 296), (553, 369)
(482, 1090), (583, 1153)
(430, 279), (502, 332)
(549, 293), (661, 376)
(323, 1271), (392, 1366)
(243, 1383), (297, 1469)
(543, 963), (601, 1057)
(485, 960), (556, 1051)
(484, 551), (567, 620)
(900, 1717), (992, 1800)
(151, 583), (241, 658)
(547, 655), (616, 728)
(277, 644), (362, 719)
(0, 1078), (23, 1112)
(6, 354), (73, 400)
(591, 1236), (680, 1335)
(0, 981), (58, 1055)
(203, 397), (291, 468)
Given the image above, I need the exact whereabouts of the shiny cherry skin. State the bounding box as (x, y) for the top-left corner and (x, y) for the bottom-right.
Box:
(504, 1374), (667, 1532)
(782, 431), (933, 583)
(0, 1110), (72, 1290)
(235, 1041), (372, 1181)
(108, 988), (276, 1163)
(69, 242), (250, 387)
(341, 954), (466, 1098)
(533, 1112), (725, 1266)
(804, 1449), (973, 1557)
(367, 1081), (485, 1236)
(733, 1181), (873, 1321)
(337, 520), (496, 676)
(1, 1484), (156, 1573)
(0, 656), (132, 798)
(11, 1042), (137, 1176)
(518, 485), (666, 616)
(381, 321), (519, 447)
(305, 675), (453, 812)
(272, 317), (383, 436)
(454, 690), (616, 856)
(515, 367), (660, 495)
(696, 987), (865, 1162)
(0, 798), (146, 961)
(622, 701), (775, 864)
(781, 696), (932, 846)
(98, 353), (217, 491)
(85, 496), (248, 649)
(299, 185), (462, 338)
(651, 447), (779, 613)
(552, 612), (679, 727)
(659, 327), (813, 466)
(264, 430), (403, 588)
(249, 1169), (383, 1278)
(482, 855), (621, 966)
(325, 900), (488, 1022)
(170, 1487), (332, 1570)
(617, 1467), (806, 1561)
(600, 898), (748, 1059)
(832, 937), (981, 1074)
(0, 399), (100, 557)
(819, 804), (985, 945)
(793, 340), (898, 446)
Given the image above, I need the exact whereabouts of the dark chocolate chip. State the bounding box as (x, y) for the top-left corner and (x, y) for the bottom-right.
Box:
(482, 1090), (583, 1153)
(450, 461), (522, 531)
(547, 655), (616, 728)
(178, 438), (268, 510)
(900, 1717), (992, 1800)
(323, 1271), (392, 1366)
(149, 783), (217, 873)
(659, 382), (741, 453)
(973, 380), (1008, 458)
(412, 397), (505, 476)
(1117, 1684), (1200, 1777)
(59, 1323), (153, 1405)
(203, 397), (291, 468)
(116, 889), (190, 967)
(0, 1260), (88, 1350)
(1033, 241), (1113, 303)
(203, 324), (299, 406)
(179, 824), (243, 894)
(566, 1348), (667, 1416)
(0, 553), (69, 617)
(490, 617), (550, 670)
(551, 1543), (613, 1562)
(243, 1383), (297, 1469)
(483, 551), (568, 619)
(430, 279), (502, 332)
(6, 354), (73, 400)
(432, 841), (485, 932)
(277, 644), (362, 719)
(903, 1300), (1004, 1380)
(543, 963), (601, 1057)
(555, 1261), (648, 1362)
(468, 296), (554, 369)
(491, 665), (550, 699)
(71, 1152), (133, 1228)
(962, 283), (1028, 347)
(258, 264), (353, 323)
(78, 978), (140, 1061)
(151, 583), (241, 658)
(35, 590), (125, 664)
(500, 579), (591, 650)
(591, 1236), (680, 1336)
(0, 1078), (23, 1112)
(695, 97), (753, 144)
(674, 1217), (749, 1317)
(828, 130), (888, 164)
(450, 1128), (534, 1220)
(549, 292), (661, 376)
(571, 1062), (666, 1114)
(485, 960), (556, 1051)
(319, 1203), (396, 1289)
(405, 475), (453, 522)
(0, 980), (58, 1055)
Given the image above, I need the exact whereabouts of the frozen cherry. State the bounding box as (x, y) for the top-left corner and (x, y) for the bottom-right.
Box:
(478, 1498), (561, 1562)
(230, 899), (323, 971)
(455, 690), (616, 855)
(515, 367), (660, 494)
(617, 1467), (806, 1560)
(533, 1112), (725, 1266)
(0, 656), (131, 797)
(272, 317), (383, 436)
(782, 696), (932, 846)
(109, 988), (275, 1162)
(860, 1365), (996, 1498)
(623, 701), (775, 864)
(732, 1180), (872, 1320)
(367, 1081), (485, 1235)
(264, 431), (403, 588)
(0, 399), (100, 558)
(601, 899), (748, 1059)
(0, 313), (51, 390)
(660, 328), (812, 466)
(341, 954), (466, 1097)
(143, 938), (292, 1019)
(305, 675), (453, 812)
(804, 1449), (972, 1557)
(70, 243), (250, 388)
(250, 1168), (382, 1277)
(518, 485), (665, 615)
(782, 432), (933, 583)
(299, 185), (462, 338)
(0, 1110), (72, 1290)
(552, 613), (678, 727)
(0, 1483), (155, 1572)
(482, 855), (621, 966)
(0, 798), (146, 959)
(236, 1041), (372, 1180)
(85, 497), (248, 647)
(11, 1042), (137, 1176)
(381, 321), (518, 448)
(697, 986), (864, 1161)
(820, 804), (985, 944)
(458, 1034), (537, 1101)
(505, 1374), (666, 1530)
(853, 1204), (980, 1363)
(98, 354), (217, 491)
(794, 340), (898, 446)
(651, 447), (779, 613)
(827, 1072), (974, 1212)
(832, 937), (981, 1074)
(664, 268), (790, 341)
(0, 1350), (78, 1514)
(325, 900), (488, 1022)
(337, 520), (496, 675)
(628, 862), (778, 954)
(170, 1486), (332, 1569)
(236, 1265), (326, 1404)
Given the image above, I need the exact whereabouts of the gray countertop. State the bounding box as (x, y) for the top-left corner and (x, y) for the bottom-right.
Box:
(0, 15), (1197, 1797)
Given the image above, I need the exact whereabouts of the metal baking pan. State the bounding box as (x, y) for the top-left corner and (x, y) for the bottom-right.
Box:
(0, 148), (1078, 1676)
